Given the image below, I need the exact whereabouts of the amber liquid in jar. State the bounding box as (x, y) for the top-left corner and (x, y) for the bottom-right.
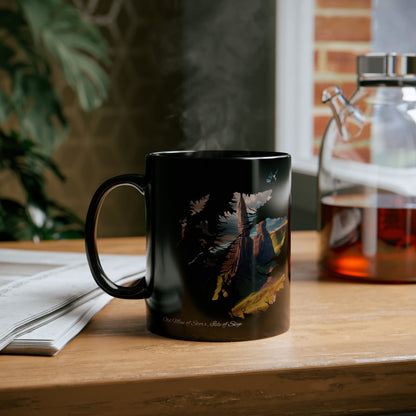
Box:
(320, 194), (416, 282)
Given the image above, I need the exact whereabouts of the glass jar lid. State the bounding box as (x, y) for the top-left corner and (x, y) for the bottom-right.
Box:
(357, 53), (416, 85)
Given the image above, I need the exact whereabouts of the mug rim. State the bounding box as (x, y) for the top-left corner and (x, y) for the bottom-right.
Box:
(148, 150), (291, 160)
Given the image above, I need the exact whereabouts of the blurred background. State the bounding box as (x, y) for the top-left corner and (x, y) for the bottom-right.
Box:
(48, 0), (276, 238)
(1, 0), (413, 239)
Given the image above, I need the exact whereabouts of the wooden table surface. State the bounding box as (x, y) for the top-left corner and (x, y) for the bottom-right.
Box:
(1, 231), (416, 416)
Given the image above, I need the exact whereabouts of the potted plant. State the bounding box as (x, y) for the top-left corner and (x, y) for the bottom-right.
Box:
(0, 0), (109, 240)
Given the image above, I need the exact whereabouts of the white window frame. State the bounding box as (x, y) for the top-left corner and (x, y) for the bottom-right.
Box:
(275, 0), (318, 176)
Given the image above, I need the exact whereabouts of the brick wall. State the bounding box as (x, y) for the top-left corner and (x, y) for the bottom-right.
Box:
(313, 0), (372, 155)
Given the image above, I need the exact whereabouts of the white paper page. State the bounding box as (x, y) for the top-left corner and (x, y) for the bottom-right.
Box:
(2, 270), (145, 356)
(3, 294), (111, 356)
(0, 249), (146, 351)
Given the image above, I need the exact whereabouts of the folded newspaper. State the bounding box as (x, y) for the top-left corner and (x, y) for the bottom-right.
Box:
(0, 249), (145, 356)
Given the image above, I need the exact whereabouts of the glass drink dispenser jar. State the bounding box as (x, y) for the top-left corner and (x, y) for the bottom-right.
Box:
(319, 53), (416, 282)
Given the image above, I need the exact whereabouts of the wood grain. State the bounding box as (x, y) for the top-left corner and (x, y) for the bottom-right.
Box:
(1, 232), (416, 415)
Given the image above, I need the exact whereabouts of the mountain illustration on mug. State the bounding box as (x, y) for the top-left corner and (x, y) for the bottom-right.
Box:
(179, 184), (288, 319)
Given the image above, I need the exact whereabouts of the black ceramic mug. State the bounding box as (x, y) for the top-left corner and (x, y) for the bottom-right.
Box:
(85, 150), (291, 341)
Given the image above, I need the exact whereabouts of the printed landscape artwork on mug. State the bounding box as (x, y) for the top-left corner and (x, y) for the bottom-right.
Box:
(179, 170), (288, 320)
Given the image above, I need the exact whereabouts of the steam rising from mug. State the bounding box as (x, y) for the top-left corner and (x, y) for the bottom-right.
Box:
(177, 0), (275, 150)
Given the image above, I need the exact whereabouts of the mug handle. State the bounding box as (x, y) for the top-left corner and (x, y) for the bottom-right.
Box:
(85, 174), (150, 299)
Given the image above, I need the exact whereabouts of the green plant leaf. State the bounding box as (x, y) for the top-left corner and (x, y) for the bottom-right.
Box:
(0, 7), (46, 73)
(0, 129), (63, 207)
(18, 0), (110, 112)
(18, 72), (67, 154)
(0, 198), (33, 241)
(0, 129), (85, 241)
(0, 9), (27, 50)
(0, 91), (10, 124)
(0, 43), (15, 71)
(0, 0), (107, 240)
